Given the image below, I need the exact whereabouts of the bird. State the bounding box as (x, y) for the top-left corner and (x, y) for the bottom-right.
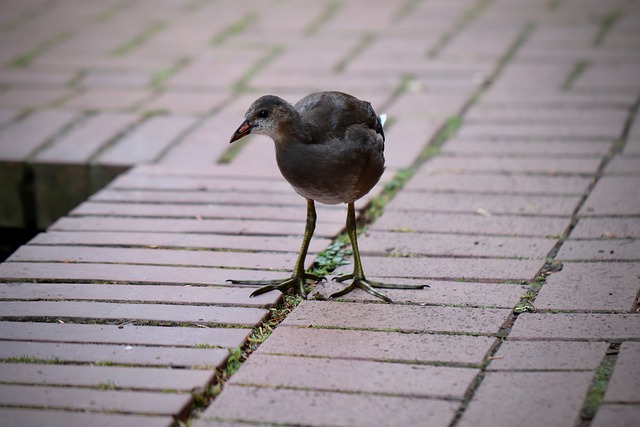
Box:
(227, 91), (425, 303)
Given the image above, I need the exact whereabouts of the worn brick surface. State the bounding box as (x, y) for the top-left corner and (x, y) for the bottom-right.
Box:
(579, 176), (640, 216)
(0, 384), (192, 416)
(604, 157), (640, 175)
(0, 409), (174, 427)
(604, 342), (640, 403)
(442, 139), (613, 157)
(257, 327), (496, 365)
(0, 363), (215, 391)
(535, 262), (640, 311)
(359, 230), (556, 258)
(557, 239), (640, 261)
(457, 372), (593, 427)
(370, 211), (571, 237)
(422, 156), (602, 175)
(230, 354), (478, 399)
(509, 313), (640, 340)
(388, 191), (581, 216)
(282, 301), (509, 334)
(571, 217), (640, 239)
(488, 341), (607, 371)
(591, 404), (640, 427)
(202, 385), (460, 427)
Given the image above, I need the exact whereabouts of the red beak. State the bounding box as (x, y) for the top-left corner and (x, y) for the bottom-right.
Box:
(230, 120), (253, 143)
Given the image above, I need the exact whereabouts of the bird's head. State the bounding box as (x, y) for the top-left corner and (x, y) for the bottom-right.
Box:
(229, 95), (295, 143)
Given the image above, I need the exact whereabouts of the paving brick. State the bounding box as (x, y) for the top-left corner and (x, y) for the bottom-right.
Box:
(604, 157), (640, 175)
(0, 88), (70, 109)
(96, 115), (196, 166)
(312, 279), (528, 308)
(71, 201), (345, 223)
(230, 354), (478, 399)
(591, 404), (640, 427)
(457, 371), (593, 427)
(464, 106), (627, 126)
(509, 313), (640, 340)
(579, 176), (640, 216)
(0, 261), (288, 286)
(142, 91), (228, 115)
(571, 217), (640, 239)
(443, 139), (613, 157)
(535, 262), (640, 311)
(283, 301), (510, 334)
(49, 216), (343, 238)
(64, 88), (152, 110)
(404, 173), (591, 195)
(29, 230), (332, 253)
(0, 321), (250, 348)
(0, 384), (191, 416)
(488, 341), (607, 370)
(108, 173), (295, 193)
(557, 239), (640, 261)
(9, 244), (308, 271)
(257, 327), (496, 365)
(359, 230), (556, 258)
(0, 108), (20, 128)
(604, 342), (640, 403)
(422, 156), (602, 175)
(388, 191), (581, 216)
(0, 300), (266, 326)
(202, 385), (460, 427)
(0, 363), (214, 391)
(0, 408), (174, 427)
(370, 211), (571, 237)
(335, 255), (542, 281)
(455, 123), (620, 141)
(0, 340), (228, 368)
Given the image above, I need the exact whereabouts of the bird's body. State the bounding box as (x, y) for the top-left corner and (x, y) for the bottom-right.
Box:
(229, 91), (424, 302)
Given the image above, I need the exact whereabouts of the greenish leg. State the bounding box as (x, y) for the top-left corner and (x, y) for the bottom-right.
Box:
(330, 202), (428, 303)
(227, 199), (322, 298)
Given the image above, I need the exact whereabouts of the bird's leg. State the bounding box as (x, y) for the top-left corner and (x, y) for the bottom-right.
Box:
(227, 199), (322, 298)
(330, 202), (428, 303)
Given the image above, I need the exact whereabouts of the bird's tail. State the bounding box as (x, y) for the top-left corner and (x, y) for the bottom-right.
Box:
(379, 113), (387, 128)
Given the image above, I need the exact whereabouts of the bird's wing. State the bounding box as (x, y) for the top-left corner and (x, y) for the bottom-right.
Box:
(294, 92), (384, 143)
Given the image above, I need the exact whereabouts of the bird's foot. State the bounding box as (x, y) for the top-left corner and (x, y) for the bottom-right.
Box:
(227, 272), (324, 298)
(330, 274), (428, 303)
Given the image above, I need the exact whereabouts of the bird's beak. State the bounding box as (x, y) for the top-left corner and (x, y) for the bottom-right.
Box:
(230, 119), (253, 143)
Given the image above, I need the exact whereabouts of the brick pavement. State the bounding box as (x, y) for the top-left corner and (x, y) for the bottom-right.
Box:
(0, 0), (639, 426)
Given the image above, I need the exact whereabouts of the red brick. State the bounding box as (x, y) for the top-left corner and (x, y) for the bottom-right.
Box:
(488, 341), (607, 370)
(311, 279), (528, 308)
(202, 385), (460, 427)
(335, 255), (542, 281)
(604, 157), (640, 175)
(231, 354), (478, 399)
(49, 216), (343, 238)
(281, 301), (510, 334)
(9, 244), (308, 271)
(457, 372), (593, 427)
(0, 363), (214, 391)
(465, 106), (627, 126)
(0, 408), (174, 427)
(404, 173), (591, 195)
(509, 313), (640, 340)
(359, 230), (556, 258)
(571, 217), (640, 239)
(535, 262), (640, 311)
(108, 173), (295, 193)
(604, 342), (640, 403)
(0, 108), (20, 128)
(0, 110), (79, 162)
(71, 201), (345, 223)
(0, 384), (191, 416)
(592, 404), (640, 427)
(0, 88), (70, 109)
(0, 340), (228, 368)
(257, 327), (496, 365)
(29, 230), (332, 253)
(143, 91), (228, 115)
(371, 211), (571, 237)
(96, 115), (196, 166)
(579, 176), (640, 216)
(0, 262), (288, 287)
(388, 191), (581, 216)
(422, 156), (601, 175)
(557, 239), (640, 261)
(0, 321), (250, 348)
(64, 88), (152, 110)
(442, 140), (613, 157)
(455, 122), (619, 140)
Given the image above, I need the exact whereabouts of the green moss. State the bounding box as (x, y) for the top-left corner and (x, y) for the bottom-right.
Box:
(9, 32), (72, 68)
(111, 21), (167, 56)
(582, 355), (616, 420)
(210, 12), (256, 46)
(304, 0), (342, 36)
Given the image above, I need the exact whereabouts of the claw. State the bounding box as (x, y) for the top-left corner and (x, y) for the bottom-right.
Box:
(229, 273), (321, 298)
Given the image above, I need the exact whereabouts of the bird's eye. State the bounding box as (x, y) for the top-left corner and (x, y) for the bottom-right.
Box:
(258, 109), (268, 118)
